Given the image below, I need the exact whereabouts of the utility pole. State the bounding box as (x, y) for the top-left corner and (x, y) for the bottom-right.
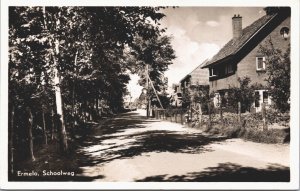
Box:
(146, 64), (150, 118)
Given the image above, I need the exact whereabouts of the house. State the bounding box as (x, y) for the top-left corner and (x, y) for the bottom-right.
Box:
(180, 59), (209, 103)
(201, 8), (290, 112)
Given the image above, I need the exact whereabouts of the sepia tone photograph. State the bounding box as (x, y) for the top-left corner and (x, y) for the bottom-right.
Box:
(1, 1), (299, 190)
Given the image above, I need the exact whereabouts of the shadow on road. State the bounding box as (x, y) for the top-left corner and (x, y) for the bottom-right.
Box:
(73, 111), (289, 182)
(11, 111), (290, 182)
(136, 163), (290, 182)
(75, 111), (227, 177)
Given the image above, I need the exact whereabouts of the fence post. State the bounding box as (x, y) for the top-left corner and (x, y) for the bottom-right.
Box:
(220, 104), (223, 127)
(207, 102), (211, 129)
(180, 110), (183, 125)
(199, 103), (202, 128)
(190, 105), (193, 124)
(262, 103), (268, 131)
(175, 110), (178, 123)
(238, 101), (241, 124)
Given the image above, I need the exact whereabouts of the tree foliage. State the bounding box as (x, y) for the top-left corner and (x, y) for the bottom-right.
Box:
(227, 77), (256, 113)
(259, 38), (290, 113)
(8, 6), (175, 169)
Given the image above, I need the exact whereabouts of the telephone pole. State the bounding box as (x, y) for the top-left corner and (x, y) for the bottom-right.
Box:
(146, 64), (150, 118)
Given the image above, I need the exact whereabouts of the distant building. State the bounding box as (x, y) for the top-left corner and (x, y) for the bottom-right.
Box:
(201, 8), (290, 112)
(169, 60), (209, 107)
(180, 59), (209, 92)
(172, 83), (181, 93)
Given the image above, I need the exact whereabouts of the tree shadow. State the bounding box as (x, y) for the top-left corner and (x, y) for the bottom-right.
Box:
(75, 111), (227, 170)
(136, 162), (290, 182)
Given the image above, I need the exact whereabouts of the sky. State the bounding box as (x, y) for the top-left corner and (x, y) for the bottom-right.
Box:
(127, 7), (265, 100)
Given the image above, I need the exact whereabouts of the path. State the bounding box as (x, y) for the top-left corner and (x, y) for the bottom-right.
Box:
(75, 109), (290, 182)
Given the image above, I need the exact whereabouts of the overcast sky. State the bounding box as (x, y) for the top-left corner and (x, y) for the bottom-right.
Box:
(128, 7), (265, 100)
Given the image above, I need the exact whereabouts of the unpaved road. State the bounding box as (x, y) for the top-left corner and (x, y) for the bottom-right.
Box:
(76, 110), (289, 182)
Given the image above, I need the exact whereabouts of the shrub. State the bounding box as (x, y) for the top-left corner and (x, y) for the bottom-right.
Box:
(196, 111), (289, 143)
(243, 128), (287, 144)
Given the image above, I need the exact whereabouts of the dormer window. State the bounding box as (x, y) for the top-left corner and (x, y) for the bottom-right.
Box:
(256, 56), (266, 71)
(280, 27), (290, 40)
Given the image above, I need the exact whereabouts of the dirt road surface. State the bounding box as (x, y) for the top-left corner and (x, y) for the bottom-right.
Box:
(76, 109), (289, 182)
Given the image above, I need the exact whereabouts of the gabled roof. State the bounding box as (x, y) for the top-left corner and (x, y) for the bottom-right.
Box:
(180, 59), (209, 85)
(201, 14), (276, 68)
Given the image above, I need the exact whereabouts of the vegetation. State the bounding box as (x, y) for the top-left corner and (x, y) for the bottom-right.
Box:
(9, 6), (175, 177)
(199, 111), (289, 144)
(259, 38), (290, 113)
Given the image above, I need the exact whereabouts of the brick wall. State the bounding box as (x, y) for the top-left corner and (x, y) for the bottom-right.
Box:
(237, 17), (290, 86)
(210, 16), (290, 92)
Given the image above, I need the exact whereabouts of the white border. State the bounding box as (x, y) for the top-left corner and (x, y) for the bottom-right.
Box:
(1, 0), (299, 190)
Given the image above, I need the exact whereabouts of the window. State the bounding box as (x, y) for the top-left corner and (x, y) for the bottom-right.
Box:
(209, 68), (217, 77)
(225, 63), (234, 74)
(255, 91), (260, 107)
(280, 27), (290, 40)
(255, 90), (269, 108)
(256, 57), (265, 71)
(263, 91), (269, 104)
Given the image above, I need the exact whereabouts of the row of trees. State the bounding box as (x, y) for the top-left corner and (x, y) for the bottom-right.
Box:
(9, 6), (175, 171)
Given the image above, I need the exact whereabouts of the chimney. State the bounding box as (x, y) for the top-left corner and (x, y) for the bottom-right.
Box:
(232, 14), (242, 38)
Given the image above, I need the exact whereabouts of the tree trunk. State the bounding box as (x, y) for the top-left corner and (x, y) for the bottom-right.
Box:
(42, 110), (48, 145)
(54, 67), (68, 153)
(27, 107), (35, 161)
(199, 103), (203, 128)
(53, 38), (68, 153)
(95, 98), (99, 118)
(51, 108), (55, 140)
(238, 101), (242, 124)
(9, 105), (14, 175)
(72, 50), (78, 119)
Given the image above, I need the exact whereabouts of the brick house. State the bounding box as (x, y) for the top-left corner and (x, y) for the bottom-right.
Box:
(201, 8), (290, 112)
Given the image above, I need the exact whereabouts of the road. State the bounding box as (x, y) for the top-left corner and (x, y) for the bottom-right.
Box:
(76, 109), (290, 182)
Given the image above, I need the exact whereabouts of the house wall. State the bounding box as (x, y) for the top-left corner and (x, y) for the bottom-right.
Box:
(237, 17), (290, 86)
(190, 65), (209, 86)
(210, 72), (239, 92)
(210, 16), (290, 92)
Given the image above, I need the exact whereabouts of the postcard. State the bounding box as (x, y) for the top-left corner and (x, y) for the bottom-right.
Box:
(1, 0), (299, 190)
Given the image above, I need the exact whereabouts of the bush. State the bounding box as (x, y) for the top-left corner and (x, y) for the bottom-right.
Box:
(243, 128), (287, 144)
(194, 111), (289, 143)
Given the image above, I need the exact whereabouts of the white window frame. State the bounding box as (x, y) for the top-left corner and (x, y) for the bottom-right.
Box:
(254, 90), (272, 112)
(262, 90), (269, 105)
(280, 27), (290, 40)
(209, 68), (217, 77)
(214, 92), (221, 108)
(256, 56), (266, 71)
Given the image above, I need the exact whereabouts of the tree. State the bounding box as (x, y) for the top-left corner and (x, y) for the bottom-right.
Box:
(128, 35), (175, 105)
(9, 6), (175, 166)
(259, 38), (290, 113)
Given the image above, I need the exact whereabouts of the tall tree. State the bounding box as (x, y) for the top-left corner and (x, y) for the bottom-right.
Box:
(259, 38), (290, 112)
(9, 6), (175, 165)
